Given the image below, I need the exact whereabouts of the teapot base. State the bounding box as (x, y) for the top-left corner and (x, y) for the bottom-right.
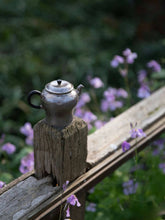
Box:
(45, 114), (73, 130)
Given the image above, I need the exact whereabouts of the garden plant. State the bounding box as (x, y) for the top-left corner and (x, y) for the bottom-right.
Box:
(0, 0), (165, 219)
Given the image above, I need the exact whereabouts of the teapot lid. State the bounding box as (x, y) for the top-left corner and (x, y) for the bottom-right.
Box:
(45, 79), (73, 94)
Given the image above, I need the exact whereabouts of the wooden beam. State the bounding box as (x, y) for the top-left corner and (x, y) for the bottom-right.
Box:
(0, 170), (34, 196)
(27, 114), (165, 220)
(87, 86), (165, 166)
(0, 87), (164, 220)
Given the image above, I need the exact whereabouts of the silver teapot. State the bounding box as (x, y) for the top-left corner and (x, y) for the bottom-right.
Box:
(28, 79), (83, 129)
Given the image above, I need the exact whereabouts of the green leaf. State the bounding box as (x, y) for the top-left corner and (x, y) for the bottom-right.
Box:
(151, 69), (165, 79)
(0, 172), (13, 183)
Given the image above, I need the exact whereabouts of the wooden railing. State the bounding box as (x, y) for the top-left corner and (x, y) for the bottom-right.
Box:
(0, 86), (165, 220)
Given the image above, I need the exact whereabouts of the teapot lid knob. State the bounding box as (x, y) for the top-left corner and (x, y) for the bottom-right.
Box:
(57, 79), (62, 86)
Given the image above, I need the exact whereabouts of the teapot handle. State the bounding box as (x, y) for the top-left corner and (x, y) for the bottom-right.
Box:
(27, 90), (42, 109)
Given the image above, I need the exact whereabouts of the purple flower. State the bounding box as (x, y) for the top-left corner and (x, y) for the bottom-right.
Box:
(152, 138), (165, 156)
(123, 179), (138, 195)
(77, 92), (91, 108)
(101, 87), (127, 112)
(89, 77), (104, 88)
(104, 89), (116, 102)
(67, 194), (81, 207)
(152, 148), (161, 156)
(110, 55), (124, 68)
(122, 141), (131, 152)
(0, 181), (5, 188)
(94, 120), (105, 129)
(66, 194), (81, 217)
(19, 152), (34, 174)
(130, 123), (146, 138)
(122, 48), (131, 56)
(138, 70), (147, 83)
(147, 60), (161, 72)
(153, 139), (165, 149)
(25, 135), (33, 146)
(109, 100), (123, 111)
(116, 88), (128, 98)
(101, 100), (109, 112)
(126, 52), (137, 64)
(62, 180), (69, 191)
(2, 143), (16, 154)
(20, 122), (33, 136)
(137, 84), (150, 99)
(87, 123), (92, 130)
(130, 126), (146, 139)
(159, 163), (165, 174)
(66, 206), (70, 217)
(75, 109), (97, 130)
(20, 122), (34, 145)
(119, 69), (128, 77)
(80, 92), (91, 103)
(110, 59), (119, 68)
(82, 111), (97, 124)
(74, 108), (84, 118)
(123, 48), (137, 64)
(86, 203), (96, 212)
(63, 181), (81, 218)
(114, 55), (124, 63)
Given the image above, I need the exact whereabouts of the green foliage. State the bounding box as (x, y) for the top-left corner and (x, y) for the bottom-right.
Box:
(0, 0), (164, 132)
(85, 137), (165, 220)
(0, 132), (33, 181)
(152, 70), (165, 80)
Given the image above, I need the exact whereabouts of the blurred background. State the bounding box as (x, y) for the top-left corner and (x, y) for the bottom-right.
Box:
(0, 0), (164, 132)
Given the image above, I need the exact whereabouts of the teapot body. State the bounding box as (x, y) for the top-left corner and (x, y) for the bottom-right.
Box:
(28, 79), (83, 129)
(41, 88), (78, 128)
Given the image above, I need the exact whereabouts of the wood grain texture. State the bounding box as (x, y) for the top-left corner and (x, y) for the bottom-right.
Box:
(34, 117), (88, 186)
(87, 86), (165, 166)
(0, 170), (34, 196)
(0, 176), (59, 220)
(0, 87), (165, 220)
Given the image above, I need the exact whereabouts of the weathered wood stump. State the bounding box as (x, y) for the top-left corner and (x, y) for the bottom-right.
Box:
(34, 116), (88, 186)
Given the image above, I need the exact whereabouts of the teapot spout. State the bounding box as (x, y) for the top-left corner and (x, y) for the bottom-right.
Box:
(77, 84), (84, 96)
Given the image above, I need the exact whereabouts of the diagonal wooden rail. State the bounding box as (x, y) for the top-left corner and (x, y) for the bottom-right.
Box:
(0, 86), (165, 220)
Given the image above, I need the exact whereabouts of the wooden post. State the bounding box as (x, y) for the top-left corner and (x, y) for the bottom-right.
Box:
(33, 116), (88, 219)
